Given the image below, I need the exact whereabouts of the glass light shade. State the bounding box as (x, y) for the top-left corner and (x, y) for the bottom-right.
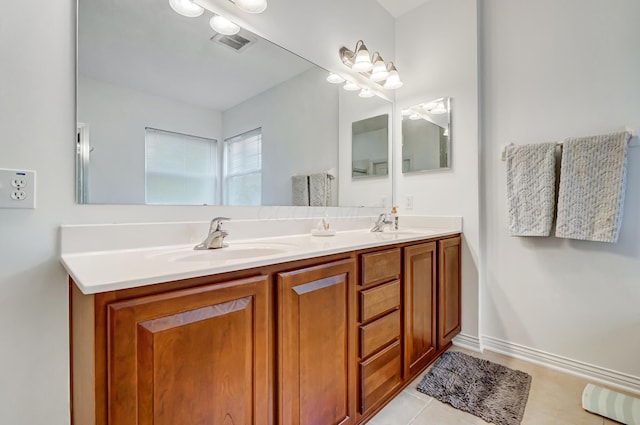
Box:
(409, 113), (420, 120)
(383, 70), (403, 89)
(326, 73), (345, 84)
(234, 0), (267, 13)
(169, 0), (204, 17)
(352, 43), (373, 72)
(369, 58), (389, 82)
(343, 81), (360, 91)
(358, 88), (374, 98)
(400, 109), (412, 117)
(210, 15), (240, 35)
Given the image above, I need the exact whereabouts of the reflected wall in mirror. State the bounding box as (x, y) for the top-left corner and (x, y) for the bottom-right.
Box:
(401, 97), (451, 173)
(76, 0), (391, 207)
(352, 114), (389, 178)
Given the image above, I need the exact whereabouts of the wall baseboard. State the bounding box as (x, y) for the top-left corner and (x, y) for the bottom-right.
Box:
(481, 335), (640, 396)
(452, 333), (482, 352)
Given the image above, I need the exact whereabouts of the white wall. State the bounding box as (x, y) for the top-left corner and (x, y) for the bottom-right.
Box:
(222, 67), (338, 206)
(480, 0), (640, 379)
(78, 77), (223, 204)
(395, 0), (480, 339)
(0, 0), (394, 423)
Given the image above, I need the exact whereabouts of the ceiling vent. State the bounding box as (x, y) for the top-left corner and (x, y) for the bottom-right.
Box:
(211, 32), (256, 52)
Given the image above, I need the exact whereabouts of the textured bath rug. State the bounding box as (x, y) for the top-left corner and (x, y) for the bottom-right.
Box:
(417, 351), (532, 425)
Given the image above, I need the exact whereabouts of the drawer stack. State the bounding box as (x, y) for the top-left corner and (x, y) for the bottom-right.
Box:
(357, 248), (403, 415)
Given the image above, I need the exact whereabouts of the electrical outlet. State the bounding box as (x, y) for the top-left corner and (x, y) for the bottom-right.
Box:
(404, 195), (414, 210)
(0, 169), (36, 209)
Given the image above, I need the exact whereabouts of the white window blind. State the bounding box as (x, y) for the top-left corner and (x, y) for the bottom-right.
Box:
(224, 128), (262, 205)
(145, 127), (217, 205)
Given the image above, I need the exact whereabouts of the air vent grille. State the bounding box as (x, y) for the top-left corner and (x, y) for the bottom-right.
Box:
(211, 33), (256, 52)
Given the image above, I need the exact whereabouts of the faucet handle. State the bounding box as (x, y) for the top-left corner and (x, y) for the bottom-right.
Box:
(209, 217), (230, 231)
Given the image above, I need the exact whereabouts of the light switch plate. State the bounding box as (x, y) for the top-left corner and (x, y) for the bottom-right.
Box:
(0, 168), (36, 209)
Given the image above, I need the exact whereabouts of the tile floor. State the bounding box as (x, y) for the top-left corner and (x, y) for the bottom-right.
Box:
(369, 347), (628, 425)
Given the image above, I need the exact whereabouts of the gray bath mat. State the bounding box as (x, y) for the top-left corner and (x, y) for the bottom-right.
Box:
(417, 351), (532, 425)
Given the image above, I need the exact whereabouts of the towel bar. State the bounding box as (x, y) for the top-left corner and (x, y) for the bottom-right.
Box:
(500, 127), (639, 161)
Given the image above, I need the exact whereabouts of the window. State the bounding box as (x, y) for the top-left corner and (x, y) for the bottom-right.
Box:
(145, 127), (217, 205)
(224, 128), (262, 205)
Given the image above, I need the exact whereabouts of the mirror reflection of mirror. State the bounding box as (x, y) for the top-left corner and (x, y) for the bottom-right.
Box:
(352, 114), (389, 178)
(75, 0), (392, 207)
(401, 97), (451, 173)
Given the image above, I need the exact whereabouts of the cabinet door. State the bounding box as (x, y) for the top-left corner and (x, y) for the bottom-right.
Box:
(278, 259), (356, 425)
(438, 236), (462, 348)
(404, 242), (437, 378)
(107, 275), (270, 425)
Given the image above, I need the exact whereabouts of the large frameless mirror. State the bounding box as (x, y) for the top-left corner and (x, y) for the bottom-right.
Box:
(75, 0), (393, 207)
(401, 97), (451, 173)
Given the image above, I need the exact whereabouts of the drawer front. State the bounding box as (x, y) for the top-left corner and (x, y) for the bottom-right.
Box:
(361, 248), (401, 286)
(360, 280), (400, 322)
(360, 340), (402, 414)
(360, 309), (400, 359)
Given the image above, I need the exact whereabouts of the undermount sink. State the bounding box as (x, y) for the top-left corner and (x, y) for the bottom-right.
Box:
(150, 242), (298, 263)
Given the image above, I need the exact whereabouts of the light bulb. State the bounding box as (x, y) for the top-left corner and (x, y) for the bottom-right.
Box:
(343, 81), (360, 91)
(210, 15), (240, 35)
(359, 88), (374, 98)
(326, 73), (345, 84)
(369, 54), (389, 82)
(352, 41), (372, 72)
(169, 0), (204, 17)
(234, 0), (267, 13)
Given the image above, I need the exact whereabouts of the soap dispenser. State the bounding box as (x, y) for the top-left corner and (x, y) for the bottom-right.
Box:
(391, 206), (399, 230)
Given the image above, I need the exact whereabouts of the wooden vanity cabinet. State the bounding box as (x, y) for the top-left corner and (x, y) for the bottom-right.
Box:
(277, 258), (357, 425)
(437, 236), (462, 348)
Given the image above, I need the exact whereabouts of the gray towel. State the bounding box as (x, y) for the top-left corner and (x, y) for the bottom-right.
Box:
(505, 143), (557, 236)
(556, 131), (630, 243)
(291, 175), (309, 206)
(309, 172), (332, 207)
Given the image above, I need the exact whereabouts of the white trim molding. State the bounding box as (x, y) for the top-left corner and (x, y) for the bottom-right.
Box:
(482, 335), (640, 396)
(452, 333), (482, 352)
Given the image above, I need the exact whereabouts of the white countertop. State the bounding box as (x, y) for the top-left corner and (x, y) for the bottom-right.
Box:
(61, 226), (460, 295)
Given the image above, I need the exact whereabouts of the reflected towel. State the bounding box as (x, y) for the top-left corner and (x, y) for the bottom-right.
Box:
(291, 175), (309, 206)
(505, 143), (557, 236)
(556, 131), (630, 243)
(309, 172), (333, 207)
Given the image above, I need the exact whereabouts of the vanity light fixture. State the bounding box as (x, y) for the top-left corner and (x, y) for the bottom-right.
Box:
(343, 81), (360, 91)
(210, 15), (240, 35)
(326, 73), (345, 84)
(339, 40), (402, 90)
(358, 88), (375, 98)
(231, 0), (268, 14)
(169, 0), (204, 17)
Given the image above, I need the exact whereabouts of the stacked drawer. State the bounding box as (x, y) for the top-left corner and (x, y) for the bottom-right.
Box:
(358, 248), (403, 414)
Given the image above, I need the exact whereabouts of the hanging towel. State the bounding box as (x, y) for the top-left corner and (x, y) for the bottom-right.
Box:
(309, 172), (333, 207)
(505, 143), (557, 236)
(291, 175), (309, 206)
(556, 131), (631, 243)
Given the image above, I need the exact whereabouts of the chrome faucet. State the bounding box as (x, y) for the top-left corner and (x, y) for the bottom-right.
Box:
(194, 217), (230, 250)
(370, 213), (393, 232)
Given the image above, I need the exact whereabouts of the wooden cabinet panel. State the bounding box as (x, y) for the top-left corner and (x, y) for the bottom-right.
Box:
(107, 275), (270, 425)
(404, 242), (437, 378)
(359, 340), (402, 414)
(360, 280), (400, 322)
(278, 259), (356, 425)
(438, 236), (462, 348)
(360, 309), (400, 359)
(361, 248), (401, 287)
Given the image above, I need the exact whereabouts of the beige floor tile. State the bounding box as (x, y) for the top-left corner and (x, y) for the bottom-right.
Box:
(369, 391), (430, 425)
(410, 400), (489, 425)
(403, 374), (434, 402)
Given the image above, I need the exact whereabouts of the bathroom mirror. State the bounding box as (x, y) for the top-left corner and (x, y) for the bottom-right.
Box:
(76, 0), (392, 206)
(401, 97), (451, 173)
(352, 114), (389, 178)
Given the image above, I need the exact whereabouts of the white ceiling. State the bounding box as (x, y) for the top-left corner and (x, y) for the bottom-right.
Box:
(375, 0), (432, 18)
(78, 0), (315, 111)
